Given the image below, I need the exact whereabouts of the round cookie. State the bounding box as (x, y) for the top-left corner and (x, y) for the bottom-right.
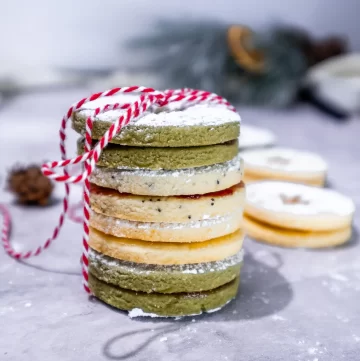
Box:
(244, 215), (352, 248)
(238, 124), (276, 149)
(241, 147), (327, 186)
(89, 154), (243, 196)
(89, 248), (243, 293)
(90, 182), (245, 223)
(89, 273), (239, 317)
(245, 181), (355, 231)
(90, 210), (243, 243)
(89, 227), (244, 265)
(243, 173), (324, 187)
(72, 94), (240, 147)
(78, 138), (238, 170)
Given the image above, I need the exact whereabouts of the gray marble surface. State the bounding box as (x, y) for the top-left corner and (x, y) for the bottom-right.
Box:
(0, 89), (359, 361)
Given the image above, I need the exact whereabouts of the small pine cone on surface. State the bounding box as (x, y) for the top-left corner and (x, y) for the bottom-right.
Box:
(7, 164), (54, 206)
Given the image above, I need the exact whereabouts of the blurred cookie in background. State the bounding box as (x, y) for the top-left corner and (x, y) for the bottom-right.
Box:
(240, 147), (327, 187)
(238, 124), (277, 150)
(244, 181), (355, 248)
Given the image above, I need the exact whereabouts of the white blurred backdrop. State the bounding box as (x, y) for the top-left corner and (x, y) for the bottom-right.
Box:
(1, 0), (360, 70)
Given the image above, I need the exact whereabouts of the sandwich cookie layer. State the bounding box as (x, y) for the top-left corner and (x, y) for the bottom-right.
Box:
(241, 147), (327, 186)
(243, 173), (324, 187)
(89, 154), (243, 196)
(72, 95), (240, 147)
(90, 210), (243, 243)
(244, 215), (352, 248)
(89, 273), (240, 317)
(89, 248), (243, 293)
(78, 138), (239, 170)
(245, 181), (355, 231)
(90, 182), (245, 223)
(89, 227), (244, 265)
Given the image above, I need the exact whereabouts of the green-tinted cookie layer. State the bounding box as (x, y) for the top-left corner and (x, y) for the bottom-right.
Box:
(77, 138), (239, 170)
(89, 273), (239, 317)
(89, 248), (242, 294)
(72, 115), (240, 148)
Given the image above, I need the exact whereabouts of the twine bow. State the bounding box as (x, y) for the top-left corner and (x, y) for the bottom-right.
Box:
(1, 86), (235, 293)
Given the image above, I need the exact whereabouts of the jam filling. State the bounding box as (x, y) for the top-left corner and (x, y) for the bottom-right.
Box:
(90, 181), (244, 199)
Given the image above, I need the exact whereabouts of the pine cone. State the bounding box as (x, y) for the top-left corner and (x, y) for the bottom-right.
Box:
(7, 164), (54, 206)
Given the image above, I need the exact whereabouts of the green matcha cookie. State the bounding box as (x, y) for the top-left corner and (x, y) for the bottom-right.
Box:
(72, 95), (240, 147)
(89, 273), (240, 317)
(89, 248), (242, 293)
(78, 138), (238, 170)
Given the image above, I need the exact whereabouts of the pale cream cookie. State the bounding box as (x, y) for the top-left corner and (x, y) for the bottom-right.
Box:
(241, 147), (327, 186)
(90, 182), (245, 223)
(90, 210), (243, 243)
(243, 173), (324, 187)
(238, 124), (276, 149)
(245, 181), (355, 231)
(89, 227), (244, 265)
(243, 215), (352, 248)
(89, 154), (243, 196)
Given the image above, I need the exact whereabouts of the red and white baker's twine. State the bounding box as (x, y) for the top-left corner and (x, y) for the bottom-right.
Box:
(0, 86), (235, 294)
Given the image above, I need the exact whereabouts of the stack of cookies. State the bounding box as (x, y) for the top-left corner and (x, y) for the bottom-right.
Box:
(244, 181), (355, 248)
(72, 94), (245, 317)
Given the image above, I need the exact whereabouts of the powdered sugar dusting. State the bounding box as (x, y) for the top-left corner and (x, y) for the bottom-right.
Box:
(207, 306), (222, 313)
(246, 181), (355, 217)
(91, 210), (242, 230)
(89, 154), (243, 196)
(128, 308), (160, 318)
(128, 308), (202, 318)
(127, 300), (232, 318)
(91, 154), (242, 179)
(77, 93), (240, 128)
(89, 248), (243, 275)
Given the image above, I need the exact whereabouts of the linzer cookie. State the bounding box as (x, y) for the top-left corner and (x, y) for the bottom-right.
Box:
(72, 94), (240, 147)
(83, 90), (245, 317)
(89, 273), (240, 317)
(244, 181), (355, 248)
(241, 147), (327, 186)
(90, 182), (245, 223)
(89, 248), (243, 294)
